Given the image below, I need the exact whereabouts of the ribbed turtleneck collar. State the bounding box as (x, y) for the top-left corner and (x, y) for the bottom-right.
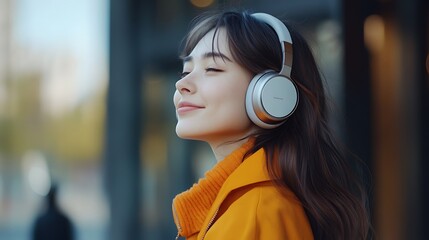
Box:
(172, 139), (254, 238)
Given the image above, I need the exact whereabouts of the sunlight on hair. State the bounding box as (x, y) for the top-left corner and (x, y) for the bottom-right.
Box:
(190, 0), (214, 8)
(364, 15), (385, 53)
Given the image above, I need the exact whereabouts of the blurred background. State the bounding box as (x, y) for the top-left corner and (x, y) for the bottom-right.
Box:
(0, 0), (427, 239)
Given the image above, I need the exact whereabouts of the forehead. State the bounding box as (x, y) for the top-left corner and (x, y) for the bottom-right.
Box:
(188, 28), (230, 58)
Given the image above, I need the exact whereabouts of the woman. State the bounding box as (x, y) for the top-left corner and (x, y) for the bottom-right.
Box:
(172, 10), (371, 240)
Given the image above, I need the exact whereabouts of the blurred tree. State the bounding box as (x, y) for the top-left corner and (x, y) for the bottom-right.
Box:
(46, 87), (105, 163)
(0, 73), (44, 158)
(0, 72), (105, 163)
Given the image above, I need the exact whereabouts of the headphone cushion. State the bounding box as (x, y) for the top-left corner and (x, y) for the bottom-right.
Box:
(245, 70), (298, 129)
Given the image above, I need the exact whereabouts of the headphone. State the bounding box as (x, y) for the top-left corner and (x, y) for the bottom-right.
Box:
(246, 13), (299, 129)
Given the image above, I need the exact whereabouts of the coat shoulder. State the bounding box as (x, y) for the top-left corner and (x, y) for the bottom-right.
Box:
(203, 182), (313, 240)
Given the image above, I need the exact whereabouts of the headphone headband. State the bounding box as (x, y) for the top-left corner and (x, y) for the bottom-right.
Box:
(246, 13), (298, 129)
(251, 13), (293, 78)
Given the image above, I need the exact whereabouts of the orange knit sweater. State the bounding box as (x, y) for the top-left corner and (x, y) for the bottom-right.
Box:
(172, 140), (254, 238)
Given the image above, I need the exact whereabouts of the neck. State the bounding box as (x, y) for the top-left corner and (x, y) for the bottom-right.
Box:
(209, 137), (252, 162)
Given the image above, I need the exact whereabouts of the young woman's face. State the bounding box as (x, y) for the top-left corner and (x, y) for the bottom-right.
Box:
(174, 28), (255, 145)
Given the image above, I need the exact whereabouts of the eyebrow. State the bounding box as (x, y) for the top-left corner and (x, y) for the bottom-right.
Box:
(181, 52), (232, 63)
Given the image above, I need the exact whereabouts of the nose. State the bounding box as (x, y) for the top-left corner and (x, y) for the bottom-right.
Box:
(175, 74), (194, 94)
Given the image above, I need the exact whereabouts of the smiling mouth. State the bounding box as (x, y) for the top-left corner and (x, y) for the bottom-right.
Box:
(176, 102), (204, 115)
(177, 106), (204, 114)
(177, 106), (202, 114)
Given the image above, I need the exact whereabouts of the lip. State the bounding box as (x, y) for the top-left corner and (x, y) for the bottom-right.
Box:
(176, 101), (204, 114)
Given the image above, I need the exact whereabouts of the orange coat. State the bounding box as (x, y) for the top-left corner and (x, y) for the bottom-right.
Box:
(173, 146), (313, 240)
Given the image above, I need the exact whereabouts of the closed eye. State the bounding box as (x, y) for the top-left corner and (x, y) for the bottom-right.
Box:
(179, 71), (190, 79)
(205, 68), (223, 73)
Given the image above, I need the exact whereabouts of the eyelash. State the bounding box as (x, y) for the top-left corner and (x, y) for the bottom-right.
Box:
(206, 67), (223, 73)
(179, 71), (189, 79)
(179, 68), (223, 79)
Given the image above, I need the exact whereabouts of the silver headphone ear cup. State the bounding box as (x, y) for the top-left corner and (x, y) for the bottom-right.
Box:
(246, 71), (299, 129)
(260, 74), (298, 119)
(246, 72), (277, 129)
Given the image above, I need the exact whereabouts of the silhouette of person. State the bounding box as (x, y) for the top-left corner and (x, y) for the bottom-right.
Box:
(32, 184), (74, 240)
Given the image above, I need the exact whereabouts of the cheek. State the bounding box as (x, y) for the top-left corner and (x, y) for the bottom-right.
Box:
(209, 83), (249, 120)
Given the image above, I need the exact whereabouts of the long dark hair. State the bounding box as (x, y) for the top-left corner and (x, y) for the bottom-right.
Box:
(181, 10), (371, 240)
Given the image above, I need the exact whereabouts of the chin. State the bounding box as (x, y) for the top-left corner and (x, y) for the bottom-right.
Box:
(175, 126), (214, 142)
(175, 125), (198, 140)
